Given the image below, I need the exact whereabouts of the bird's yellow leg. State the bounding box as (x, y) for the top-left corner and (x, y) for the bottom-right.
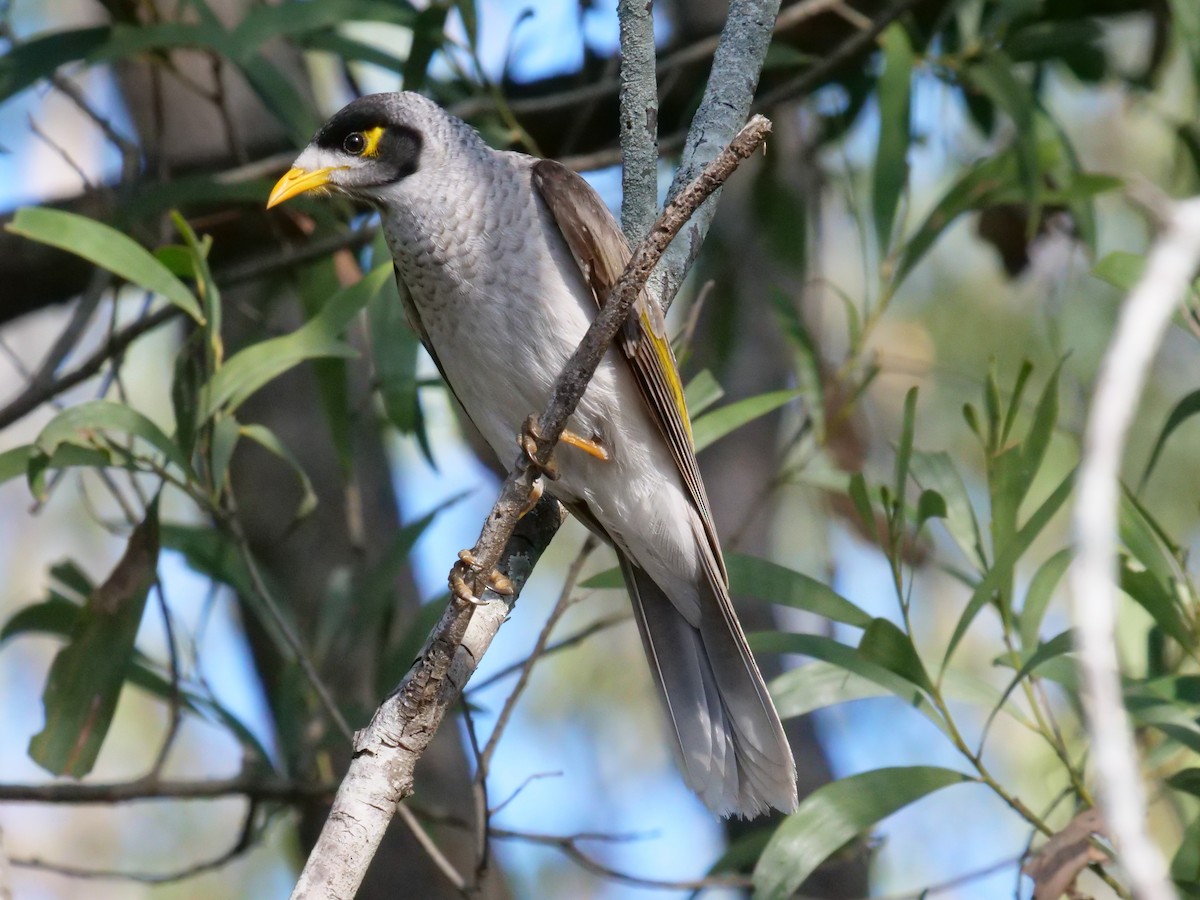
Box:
(559, 429), (611, 462)
(518, 415), (610, 479)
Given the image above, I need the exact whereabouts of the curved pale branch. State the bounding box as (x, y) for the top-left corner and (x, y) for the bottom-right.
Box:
(1070, 194), (1200, 900)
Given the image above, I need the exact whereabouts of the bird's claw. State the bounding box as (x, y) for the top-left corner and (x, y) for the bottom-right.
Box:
(450, 549), (514, 606)
(519, 415), (560, 480)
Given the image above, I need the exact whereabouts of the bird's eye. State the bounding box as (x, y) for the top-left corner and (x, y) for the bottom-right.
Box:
(343, 132), (367, 155)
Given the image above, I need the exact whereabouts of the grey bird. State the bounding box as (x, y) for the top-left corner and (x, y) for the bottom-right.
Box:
(268, 92), (797, 817)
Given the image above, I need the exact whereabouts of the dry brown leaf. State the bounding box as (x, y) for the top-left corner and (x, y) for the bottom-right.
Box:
(1022, 808), (1111, 900)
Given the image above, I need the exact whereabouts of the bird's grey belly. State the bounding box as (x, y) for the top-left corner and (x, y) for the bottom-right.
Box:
(398, 241), (705, 609)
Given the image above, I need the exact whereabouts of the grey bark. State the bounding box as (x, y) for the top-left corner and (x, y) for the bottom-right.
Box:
(618, 0), (660, 243)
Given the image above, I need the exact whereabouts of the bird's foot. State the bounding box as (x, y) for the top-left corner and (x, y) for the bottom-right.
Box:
(519, 415), (560, 480)
(450, 549), (514, 606)
(517, 475), (545, 520)
(519, 415), (610, 477)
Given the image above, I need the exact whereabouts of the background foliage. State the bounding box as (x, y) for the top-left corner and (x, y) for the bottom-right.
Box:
(2, 0), (1200, 898)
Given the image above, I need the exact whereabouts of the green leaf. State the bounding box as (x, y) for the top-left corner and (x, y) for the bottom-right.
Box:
(1005, 19), (1104, 64)
(201, 264), (389, 418)
(2, 586), (272, 764)
(1141, 388), (1200, 490)
(1120, 489), (1183, 597)
(708, 827), (774, 876)
(942, 468), (1074, 671)
(751, 632), (949, 737)
(29, 400), (193, 497)
(170, 212), (221, 349)
(1, 597), (83, 646)
(403, 5), (450, 92)
(847, 472), (877, 542)
(915, 489), (947, 529)
(1121, 560), (1193, 649)
(683, 369), (725, 417)
(171, 333), (205, 460)
(0, 27), (112, 102)
(1172, 810), (1200, 884)
(209, 415), (241, 492)
(239, 424), (318, 522)
(980, 629), (1074, 748)
(858, 618), (934, 695)
(370, 272), (432, 463)
(910, 450), (985, 567)
(580, 566), (624, 590)
(50, 560), (95, 601)
(160, 525), (256, 600)
(892, 387), (919, 521)
(29, 500), (160, 776)
(1016, 362), (1063, 503)
(965, 52), (1039, 211)
(7, 208), (203, 324)
(1092, 251), (1145, 291)
(1166, 768), (1200, 799)
(1168, 0), (1200, 89)
(0, 444), (31, 485)
(1019, 548), (1071, 649)
(894, 152), (1013, 286)
(770, 661), (894, 719)
(237, 55), (318, 143)
(873, 24), (913, 255)
(728, 554), (871, 628)
(753, 766), (974, 899)
(298, 31), (408, 73)
(692, 389), (797, 453)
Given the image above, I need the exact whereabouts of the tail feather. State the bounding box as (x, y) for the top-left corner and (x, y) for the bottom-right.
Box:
(620, 555), (797, 818)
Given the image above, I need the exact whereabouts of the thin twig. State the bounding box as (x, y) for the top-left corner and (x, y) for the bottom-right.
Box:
(0, 775), (334, 804)
(395, 804), (467, 894)
(489, 828), (751, 891)
(469, 539), (596, 886)
(754, 0), (932, 112)
(1068, 195), (1200, 900)
(224, 506), (354, 744)
(476, 538), (596, 774)
(469, 610), (633, 693)
(9, 804), (262, 885)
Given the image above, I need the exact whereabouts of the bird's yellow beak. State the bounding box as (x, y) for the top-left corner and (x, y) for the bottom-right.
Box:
(267, 166), (339, 208)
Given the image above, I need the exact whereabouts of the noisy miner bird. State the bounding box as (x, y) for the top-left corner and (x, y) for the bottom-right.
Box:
(268, 92), (797, 818)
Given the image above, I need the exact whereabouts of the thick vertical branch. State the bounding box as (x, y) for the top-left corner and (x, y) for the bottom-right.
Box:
(618, 0), (660, 243)
(653, 0), (782, 305)
(1069, 196), (1200, 900)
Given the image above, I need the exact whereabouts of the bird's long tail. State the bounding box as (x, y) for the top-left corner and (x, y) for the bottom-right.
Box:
(619, 554), (798, 818)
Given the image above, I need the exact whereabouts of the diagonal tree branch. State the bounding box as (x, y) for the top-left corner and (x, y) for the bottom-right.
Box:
(288, 114), (773, 900)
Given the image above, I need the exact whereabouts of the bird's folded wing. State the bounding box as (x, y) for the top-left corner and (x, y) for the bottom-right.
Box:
(532, 159), (727, 585)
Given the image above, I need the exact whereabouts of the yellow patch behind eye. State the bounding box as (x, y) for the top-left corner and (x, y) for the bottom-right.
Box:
(361, 126), (385, 157)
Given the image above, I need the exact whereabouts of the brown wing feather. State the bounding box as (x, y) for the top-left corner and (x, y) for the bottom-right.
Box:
(531, 159), (726, 584)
